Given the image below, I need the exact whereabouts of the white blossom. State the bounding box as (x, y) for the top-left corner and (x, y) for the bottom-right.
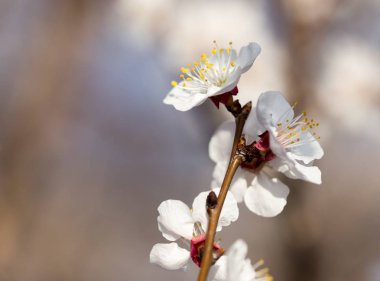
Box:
(209, 91), (324, 217)
(163, 41), (261, 111)
(210, 239), (273, 281)
(149, 188), (239, 270)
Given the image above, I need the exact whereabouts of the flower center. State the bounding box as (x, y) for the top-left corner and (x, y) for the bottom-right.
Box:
(275, 110), (320, 149)
(190, 234), (225, 267)
(171, 41), (238, 93)
(239, 131), (276, 173)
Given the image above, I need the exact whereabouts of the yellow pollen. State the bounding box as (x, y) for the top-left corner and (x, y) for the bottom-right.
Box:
(187, 63), (191, 67)
(258, 259), (265, 266)
(219, 48), (224, 54)
(302, 127), (306, 131)
(303, 111), (307, 116)
(171, 81), (178, 87)
(179, 74), (184, 79)
(183, 83), (187, 87)
(200, 74), (205, 79)
(194, 62), (199, 66)
(201, 53), (207, 59)
(181, 67), (189, 73)
(265, 275), (274, 281)
(230, 61), (235, 67)
(191, 67), (195, 71)
(222, 67), (226, 71)
(186, 77), (192, 81)
(304, 117), (308, 122)
(212, 48), (217, 55)
(226, 48), (230, 54)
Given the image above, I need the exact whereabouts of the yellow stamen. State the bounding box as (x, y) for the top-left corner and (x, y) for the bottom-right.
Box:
(171, 81), (178, 87)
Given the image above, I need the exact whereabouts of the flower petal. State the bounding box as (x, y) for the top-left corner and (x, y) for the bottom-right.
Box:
(236, 42), (261, 73)
(243, 107), (266, 142)
(270, 156), (322, 184)
(192, 188), (239, 232)
(244, 172), (289, 217)
(226, 240), (256, 281)
(256, 91), (294, 129)
(287, 132), (324, 164)
(163, 86), (207, 111)
(209, 256), (227, 281)
(209, 121), (235, 163)
(157, 200), (194, 241)
(149, 243), (190, 270)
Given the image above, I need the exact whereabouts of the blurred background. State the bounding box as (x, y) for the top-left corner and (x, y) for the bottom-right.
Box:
(0, 0), (379, 280)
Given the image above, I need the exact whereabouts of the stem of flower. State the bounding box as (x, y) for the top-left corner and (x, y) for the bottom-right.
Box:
(197, 156), (243, 281)
(230, 101), (252, 159)
(197, 102), (252, 281)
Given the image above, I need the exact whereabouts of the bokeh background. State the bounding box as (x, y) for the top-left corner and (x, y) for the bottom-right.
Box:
(0, 0), (380, 280)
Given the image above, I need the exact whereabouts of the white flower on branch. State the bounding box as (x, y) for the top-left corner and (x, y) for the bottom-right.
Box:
(163, 41), (261, 111)
(209, 91), (324, 217)
(149, 188), (239, 271)
(210, 239), (273, 281)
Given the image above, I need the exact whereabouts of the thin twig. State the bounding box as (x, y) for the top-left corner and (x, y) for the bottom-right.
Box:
(197, 156), (243, 281)
(197, 102), (252, 281)
(230, 101), (252, 160)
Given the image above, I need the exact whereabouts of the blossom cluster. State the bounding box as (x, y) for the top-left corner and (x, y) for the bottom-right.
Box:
(150, 41), (324, 280)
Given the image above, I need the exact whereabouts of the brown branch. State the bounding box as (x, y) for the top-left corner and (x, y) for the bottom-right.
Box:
(197, 101), (252, 281)
(197, 155), (243, 281)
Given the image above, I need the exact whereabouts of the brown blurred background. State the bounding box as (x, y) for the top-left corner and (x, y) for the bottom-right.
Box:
(0, 0), (380, 281)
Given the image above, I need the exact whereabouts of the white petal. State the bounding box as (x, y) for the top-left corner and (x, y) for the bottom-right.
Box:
(157, 200), (194, 241)
(288, 161), (322, 184)
(218, 188), (239, 230)
(191, 188), (239, 232)
(236, 42), (261, 73)
(256, 91), (294, 129)
(163, 86), (207, 111)
(212, 163), (250, 203)
(270, 156), (322, 184)
(243, 107), (266, 141)
(209, 121), (235, 164)
(226, 240), (256, 281)
(244, 172), (289, 217)
(149, 243), (190, 270)
(209, 256), (227, 281)
(287, 133), (324, 164)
